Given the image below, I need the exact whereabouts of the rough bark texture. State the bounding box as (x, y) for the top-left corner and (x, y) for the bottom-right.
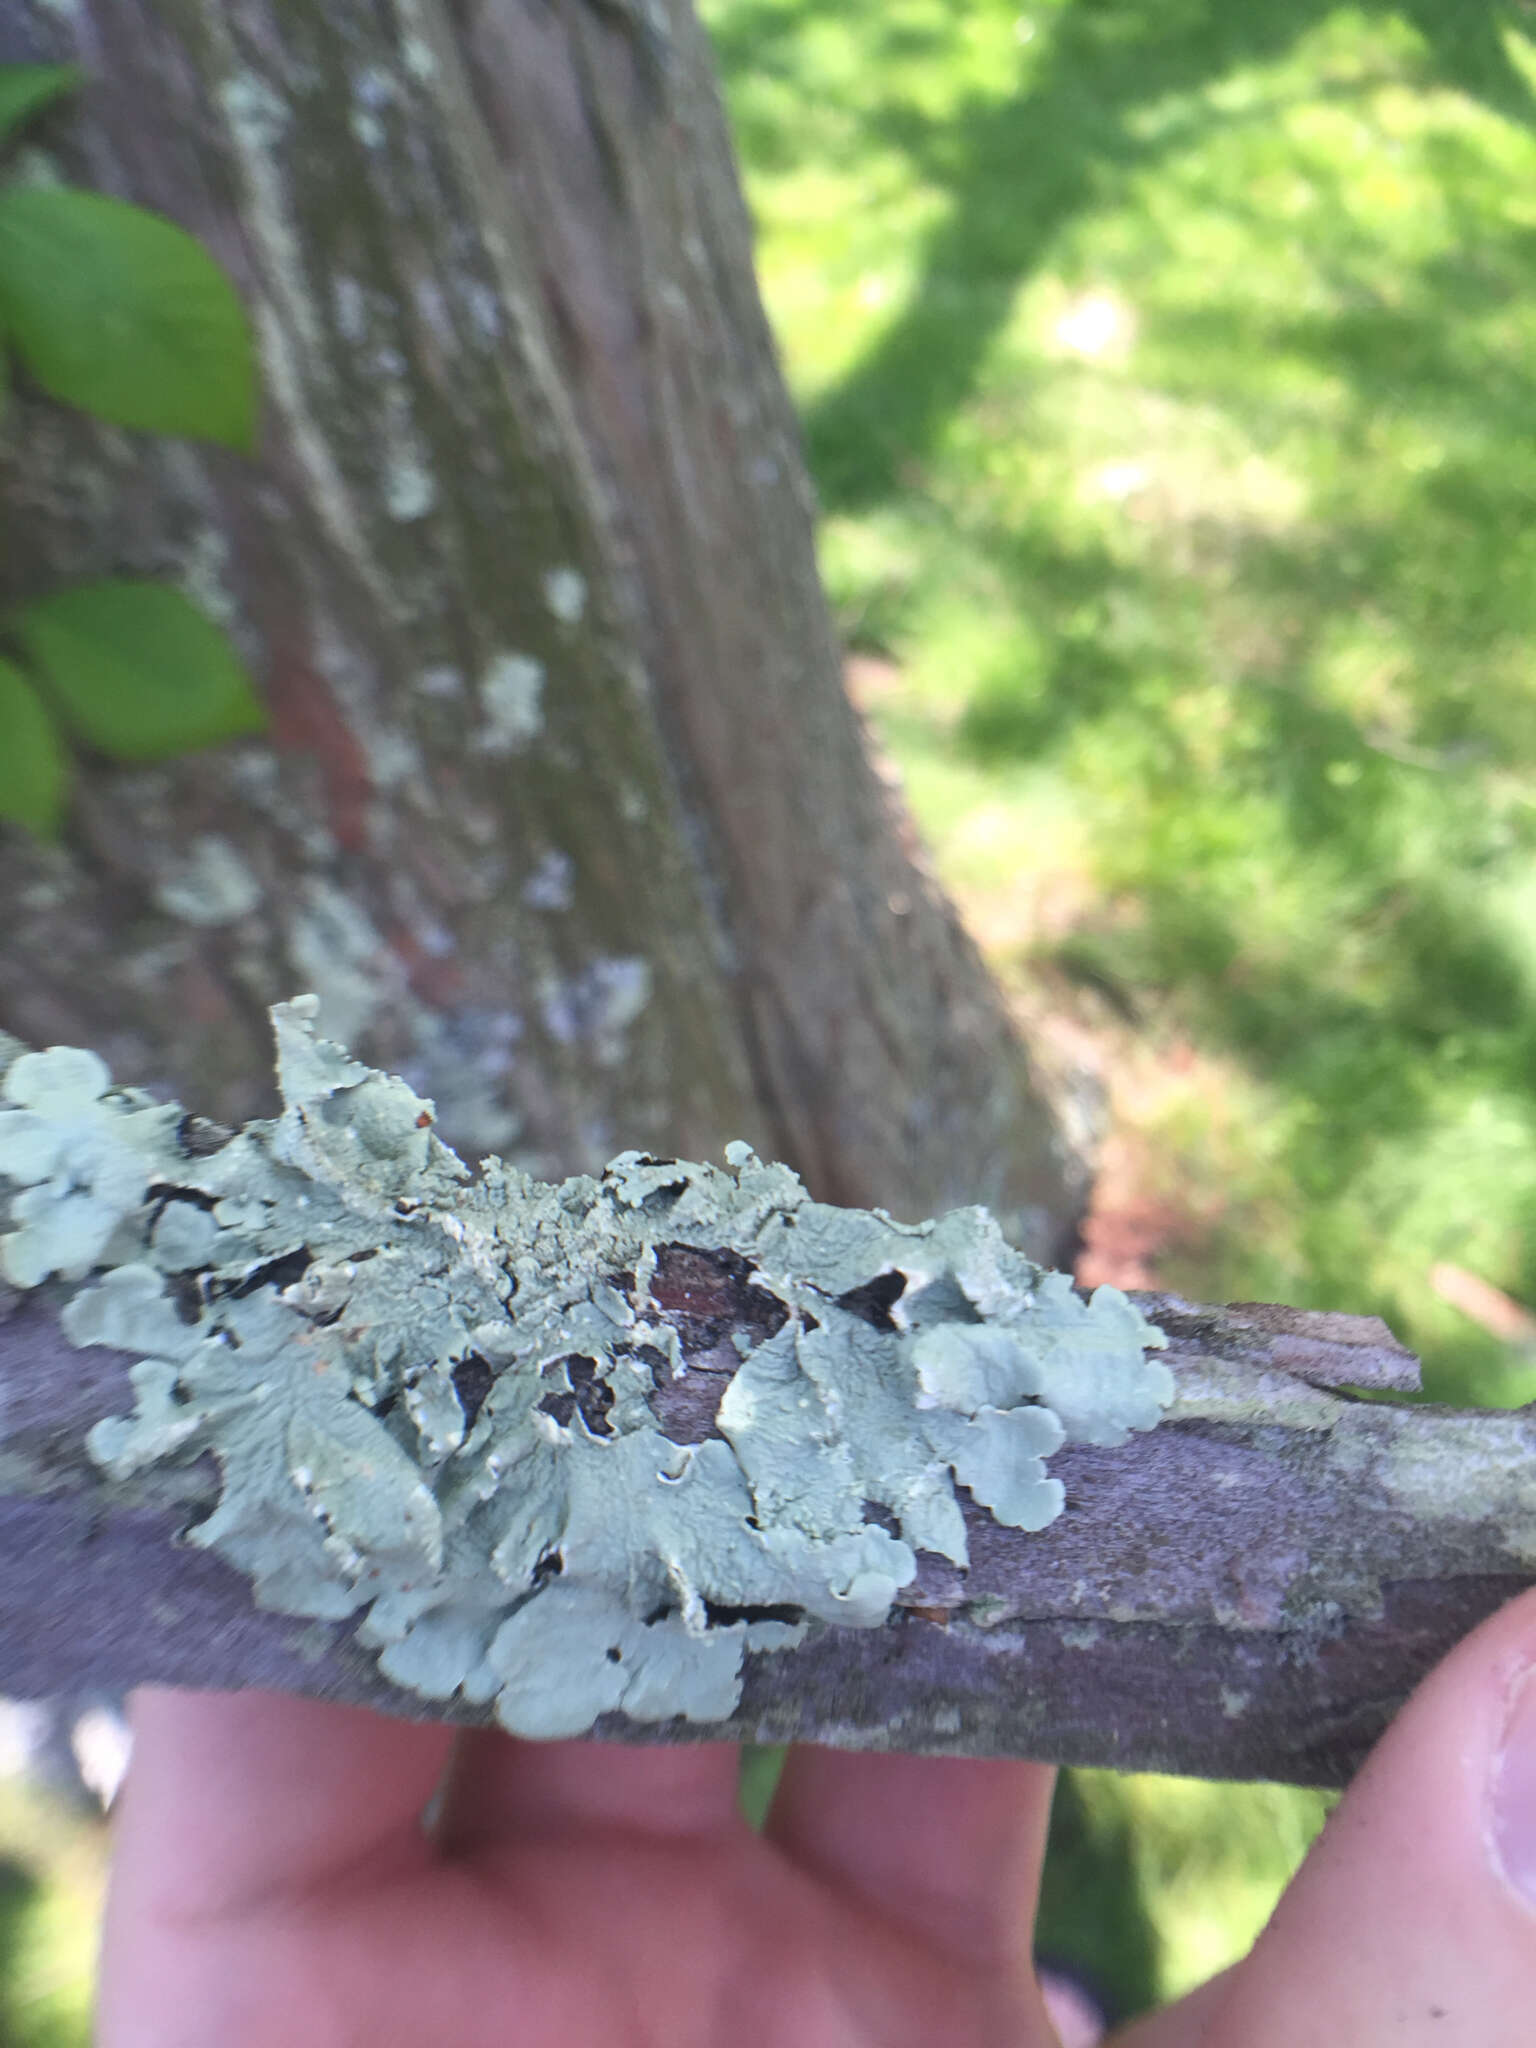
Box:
(5, 1273), (1532, 1790)
(0, 0), (1083, 1256)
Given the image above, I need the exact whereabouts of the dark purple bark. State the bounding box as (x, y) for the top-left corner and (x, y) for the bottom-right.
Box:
(4, 1274), (1528, 1789)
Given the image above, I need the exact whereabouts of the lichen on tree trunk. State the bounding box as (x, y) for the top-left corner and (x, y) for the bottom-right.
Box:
(0, 0), (1084, 1258)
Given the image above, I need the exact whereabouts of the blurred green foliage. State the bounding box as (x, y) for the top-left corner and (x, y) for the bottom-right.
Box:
(0, 1777), (103, 2048)
(707, 0), (1536, 2020)
(12, 580), (263, 764)
(0, 62), (262, 837)
(708, 0), (1536, 1411)
(1035, 1770), (1335, 2018)
(0, 63), (77, 147)
(0, 183), (256, 449)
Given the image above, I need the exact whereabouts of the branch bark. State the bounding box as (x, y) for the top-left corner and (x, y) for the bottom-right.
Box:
(5, 1273), (1531, 1789)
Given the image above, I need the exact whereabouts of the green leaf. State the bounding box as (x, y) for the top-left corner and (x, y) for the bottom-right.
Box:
(0, 63), (80, 147)
(0, 186), (256, 449)
(14, 580), (265, 762)
(0, 653), (69, 836)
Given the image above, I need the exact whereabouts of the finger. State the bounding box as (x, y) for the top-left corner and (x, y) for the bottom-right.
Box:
(764, 1747), (1057, 1969)
(434, 1731), (745, 1855)
(106, 1686), (454, 1922)
(1151, 1587), (1536, 2048)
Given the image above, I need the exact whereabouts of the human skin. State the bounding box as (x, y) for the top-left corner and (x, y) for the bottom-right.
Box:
(98, 1586), (1536, 2047)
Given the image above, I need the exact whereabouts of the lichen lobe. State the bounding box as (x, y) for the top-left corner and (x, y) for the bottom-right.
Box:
(0, 1000), (1171, 1739)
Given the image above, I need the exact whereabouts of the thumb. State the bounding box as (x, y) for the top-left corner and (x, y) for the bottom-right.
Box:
(1118, 1583), (1536, 2048)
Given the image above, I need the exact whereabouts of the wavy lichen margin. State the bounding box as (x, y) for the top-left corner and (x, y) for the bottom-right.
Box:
(0, 998), (1172, 1738)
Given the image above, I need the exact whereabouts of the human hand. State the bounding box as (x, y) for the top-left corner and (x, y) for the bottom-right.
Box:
(98, 1586), (1536, 2047)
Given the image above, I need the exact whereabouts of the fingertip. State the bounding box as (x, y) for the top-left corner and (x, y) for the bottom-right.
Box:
(1190, 1582), (1536, 2047)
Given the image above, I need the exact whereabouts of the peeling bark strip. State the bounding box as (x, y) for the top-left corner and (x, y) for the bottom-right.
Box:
(4, 1262), (1533, 1786)
(0, 0), (1083, 1258)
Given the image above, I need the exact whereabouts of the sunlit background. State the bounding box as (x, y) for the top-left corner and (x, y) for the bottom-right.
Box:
(8, 0), (1536, 2035)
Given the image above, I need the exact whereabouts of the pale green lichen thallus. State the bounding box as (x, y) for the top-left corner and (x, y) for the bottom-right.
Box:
(0, 999), (1172, 1738)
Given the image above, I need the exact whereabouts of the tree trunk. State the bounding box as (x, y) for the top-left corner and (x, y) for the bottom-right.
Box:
(0, 0), (1083, 1257)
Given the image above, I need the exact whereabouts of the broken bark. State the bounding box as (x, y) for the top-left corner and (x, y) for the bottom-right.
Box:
(4, 1272), (1531, 1789)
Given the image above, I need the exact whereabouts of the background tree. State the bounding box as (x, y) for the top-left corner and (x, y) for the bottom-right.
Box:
(0, 0), (1084, 1261)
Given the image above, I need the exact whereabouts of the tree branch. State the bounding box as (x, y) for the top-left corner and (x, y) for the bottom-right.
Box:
(5, 1272), (1531, 1788)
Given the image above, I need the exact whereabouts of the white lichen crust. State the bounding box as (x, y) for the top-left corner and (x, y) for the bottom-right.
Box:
(0, 1001), (1172, 1739)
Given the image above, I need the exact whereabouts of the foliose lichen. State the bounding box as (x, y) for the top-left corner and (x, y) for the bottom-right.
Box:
(0, 1000), (1172, 1738)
